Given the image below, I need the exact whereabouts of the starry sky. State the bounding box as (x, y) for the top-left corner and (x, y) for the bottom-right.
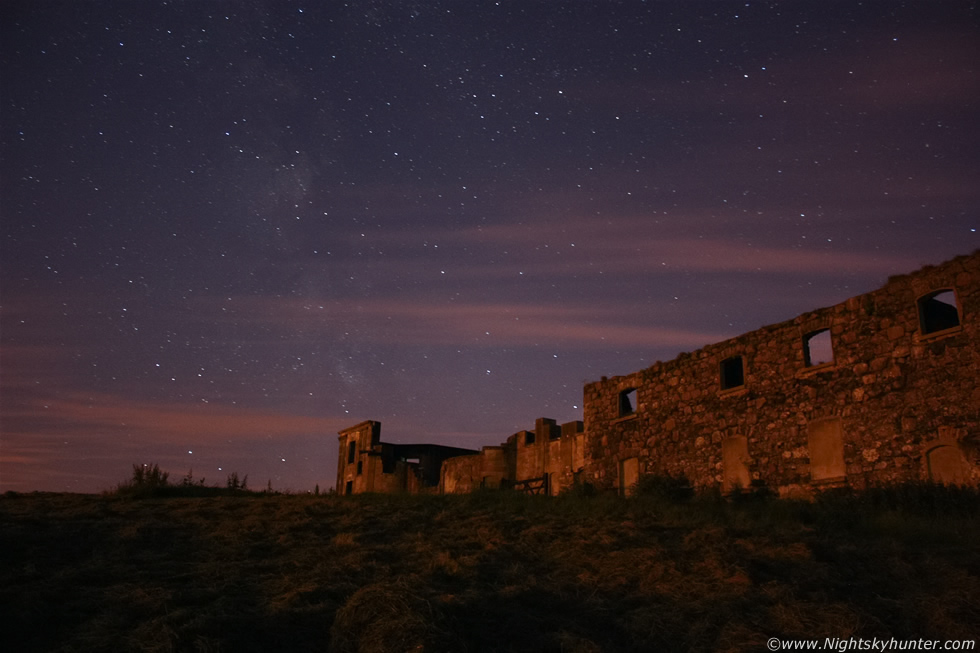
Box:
(2, 1), (978, 493)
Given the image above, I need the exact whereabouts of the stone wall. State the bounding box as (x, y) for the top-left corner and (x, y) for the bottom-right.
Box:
(438, 419), (585, 495)
(336, 420), (477, 495)
(336, 421), (381, 495)
(336, 252), (979, 497)
(582, 251), (980, 496)
(440, 446), (510, 493)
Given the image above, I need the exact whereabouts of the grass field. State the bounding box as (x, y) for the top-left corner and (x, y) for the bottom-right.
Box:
(1, 482), (978, 652)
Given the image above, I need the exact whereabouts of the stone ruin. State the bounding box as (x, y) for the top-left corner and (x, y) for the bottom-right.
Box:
(335, 420), (477, 495)
(336, 417), (585, 496)
(336, 251), (979, 496)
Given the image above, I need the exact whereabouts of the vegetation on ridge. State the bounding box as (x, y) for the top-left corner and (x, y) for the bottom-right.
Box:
(111, 463), (258, 498)
(1, 475), (977, 652)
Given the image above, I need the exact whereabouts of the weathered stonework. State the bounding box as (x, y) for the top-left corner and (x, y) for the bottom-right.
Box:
(336, 251), (979, 497)
(336, 421), (477, 495)
(583, 251), (980, 496)
(440, 418), (586, 495)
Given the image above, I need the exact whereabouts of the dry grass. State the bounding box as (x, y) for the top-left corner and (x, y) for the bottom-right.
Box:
(1, 485), (977, 652)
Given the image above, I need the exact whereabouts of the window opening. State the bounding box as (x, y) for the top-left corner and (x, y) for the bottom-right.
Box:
(720, 356), (744, 390)
(347, 440), (356, 464)
(356, 461), (363, 475)
(619, 388), (637, 417)
(524, 431), (536, 445)
(918, 290), (960, 334)
(803, 329), (833, 367)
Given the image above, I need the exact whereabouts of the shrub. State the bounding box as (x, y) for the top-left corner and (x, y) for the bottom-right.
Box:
(131, 463), (169, 489)
(180, 469), (207, 487)
(111, 464), (257, 498)
(226, 472), (248, 491)
(633, 474), (694, 502)
(562, 479), (598, 498)
(109, 463), (173, 497)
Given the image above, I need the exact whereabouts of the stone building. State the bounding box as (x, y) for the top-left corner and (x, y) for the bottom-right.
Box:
(336, 421), (477, 495)
(335, 251), (979, 496)
(440, 418), (585, 495)
(584, 250), (979, 496)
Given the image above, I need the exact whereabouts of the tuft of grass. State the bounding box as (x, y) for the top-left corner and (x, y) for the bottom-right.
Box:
(330, 577), (452, 653)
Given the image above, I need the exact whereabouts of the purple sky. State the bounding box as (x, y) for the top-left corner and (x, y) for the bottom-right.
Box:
(2, 1), (978, 493)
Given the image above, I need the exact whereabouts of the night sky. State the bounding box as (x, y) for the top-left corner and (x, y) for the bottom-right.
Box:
(2, 1), (978, 493)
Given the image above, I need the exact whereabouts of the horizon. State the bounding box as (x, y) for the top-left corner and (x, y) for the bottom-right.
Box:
(2, 1), (978, 493)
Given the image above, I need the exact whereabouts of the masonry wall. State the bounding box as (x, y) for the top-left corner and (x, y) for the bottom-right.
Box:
(337, 253), (978, 498)
(336, 421), (381, 495)
(583, 251), (980, 496)
(337, 420), (476, 495)
(439, 419), (585, 495)
(440, 446), (510, 493)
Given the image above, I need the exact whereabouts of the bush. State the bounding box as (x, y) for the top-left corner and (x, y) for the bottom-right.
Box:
(110, 464), (256, 498)
(562, 478), (598, 498)
(180, 469), (207, 487)
(632, 474), (694, 502)
(226, 471), (248, 491)
(112, 463), (171, 496)
(131, 463), (169, 489)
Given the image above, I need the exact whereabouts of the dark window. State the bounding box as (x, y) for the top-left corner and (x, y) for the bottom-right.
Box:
(803, 329), (833, 367)
(524, 431), (536, 445)
(619, 388), (637, 417)
(720, 356), (744, 389)
(918, 290), (960, 334)
(356, 461), (363, 475)
(344, 480), (353, 495)
(347, 440), (356, 464)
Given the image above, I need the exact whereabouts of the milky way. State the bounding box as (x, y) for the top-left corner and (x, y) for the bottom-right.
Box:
(2, 1), (978, 492)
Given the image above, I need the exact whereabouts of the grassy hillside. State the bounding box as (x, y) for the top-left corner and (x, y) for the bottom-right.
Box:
(1, 484), (978, 652)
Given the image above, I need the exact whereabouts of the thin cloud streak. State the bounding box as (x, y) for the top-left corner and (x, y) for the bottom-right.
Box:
(333, 216), (925, 283)
(1, 391), (350, 491)
(190, 295), (734, 350)
(5, 391), (349, 444)
(446, 225), (918, 276)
